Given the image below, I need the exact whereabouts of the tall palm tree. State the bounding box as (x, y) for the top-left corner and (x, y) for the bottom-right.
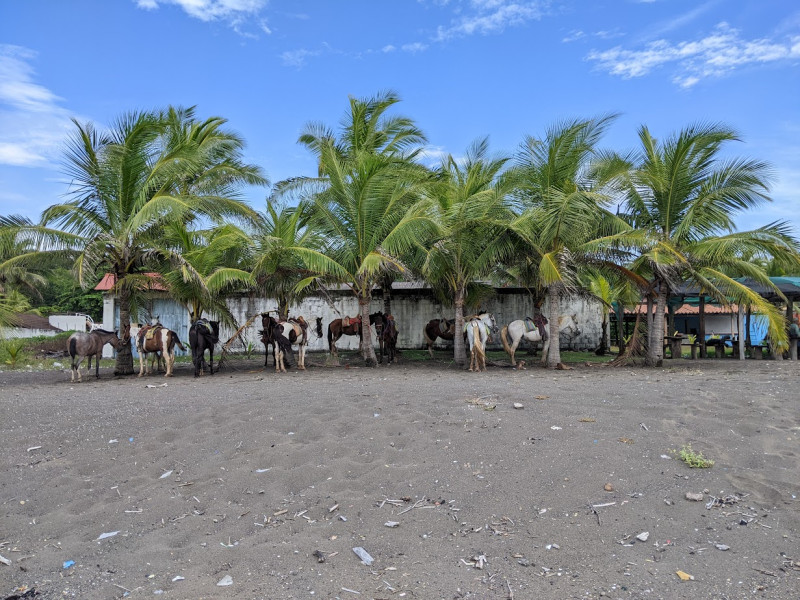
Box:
(510, 116), (630, 367)
(0, 215), (49, 301)
(36, 107), (265, 374)
(290, 92), (434, 366)
(421, 138), (514, 366)
(614, 123), (800, 365)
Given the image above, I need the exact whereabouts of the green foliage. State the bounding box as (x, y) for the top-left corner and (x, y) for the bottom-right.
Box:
(0, 337), (25, 367)
(676, 444), (715, 468)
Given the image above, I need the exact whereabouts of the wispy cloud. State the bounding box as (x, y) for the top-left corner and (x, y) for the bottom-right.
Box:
(280, 48), (320, 68)
(587, 23), (800, 88)
(0, 45), (75, 167)
(134, 0), (271, 36)
(434, 1), (547, 42)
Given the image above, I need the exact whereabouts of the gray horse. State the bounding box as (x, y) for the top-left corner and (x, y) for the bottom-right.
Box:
(67, 329), (125, 382)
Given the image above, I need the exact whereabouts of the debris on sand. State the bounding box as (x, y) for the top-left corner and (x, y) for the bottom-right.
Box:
(352, 547), (374, 566)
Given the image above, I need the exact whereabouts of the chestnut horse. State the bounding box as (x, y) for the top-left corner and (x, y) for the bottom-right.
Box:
(327, 311), (384, 357)
(136, 324), (186, 377)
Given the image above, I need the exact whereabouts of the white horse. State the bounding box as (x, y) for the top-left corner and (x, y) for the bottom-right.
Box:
(500, 314), (580, 366)
(465, 312), (497, 372)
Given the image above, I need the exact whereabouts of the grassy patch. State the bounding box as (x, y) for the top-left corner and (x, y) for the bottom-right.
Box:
(675, 444), (715, 468)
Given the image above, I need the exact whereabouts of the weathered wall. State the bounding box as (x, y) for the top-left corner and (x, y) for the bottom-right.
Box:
(101, 287), (605, 357)
(222, 287), (604, 354)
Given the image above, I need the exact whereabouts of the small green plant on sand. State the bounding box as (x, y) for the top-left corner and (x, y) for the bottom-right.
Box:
(675, 444), (715, 468)
(0, 337), (27, 368)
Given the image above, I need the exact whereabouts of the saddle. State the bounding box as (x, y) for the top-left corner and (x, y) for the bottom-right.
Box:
(525, 315), (548, 340)
(143, 324), (162, 341)
(195, 319), (213, 335)
(288, 316), (308, 339)
(342, 315), (361, 327)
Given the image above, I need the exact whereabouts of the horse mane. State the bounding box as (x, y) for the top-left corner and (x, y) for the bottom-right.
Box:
(92, 328), (116, 335)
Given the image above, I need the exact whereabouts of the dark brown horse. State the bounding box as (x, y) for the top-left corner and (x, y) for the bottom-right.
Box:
(67, 329), (125, 382)
(327, 311), (384, 357)
(189, 319), (220, 377)
(423, 318), (457, 357)
(378, 314), (398, 364)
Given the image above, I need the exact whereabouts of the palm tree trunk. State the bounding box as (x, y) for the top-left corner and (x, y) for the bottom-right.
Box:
(453, 290), (467, 366)
(278, 298), (289, 322)
(114, 286), (135, 375)
(546, 284), (562, 367)
(646, 286), (667, 367)
(359, 294), (378, 367)
(615, 303), (626, 355)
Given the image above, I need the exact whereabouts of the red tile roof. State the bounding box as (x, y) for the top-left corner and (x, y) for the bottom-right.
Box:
(624, 302), (740, 315)
(94, 273), (168, 292)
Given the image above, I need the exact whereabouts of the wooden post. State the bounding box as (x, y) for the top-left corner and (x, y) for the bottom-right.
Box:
(699, 295), (707, 358)
(737, 304), (745, 361)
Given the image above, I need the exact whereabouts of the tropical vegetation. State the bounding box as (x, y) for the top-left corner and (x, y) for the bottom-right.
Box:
(1, 94), (798, 370)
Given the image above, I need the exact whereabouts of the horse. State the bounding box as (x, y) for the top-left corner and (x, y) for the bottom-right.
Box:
(189, 319), (220, 377)
(67, 329), (125, 382)
(378, 314), (398, 364)
(136, 323), (186, 377)
(272, 315), (323, 373)
(500, 313), (581, 366)
(261, 313), (323, 370)
(327, 311), (384, 357)
(423, 318), (455, 357)
(465, 312), (497, 372)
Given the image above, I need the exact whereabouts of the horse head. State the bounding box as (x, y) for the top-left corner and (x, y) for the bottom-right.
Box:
(112, 331), (127, 350)
(559, 313), (581, 337)
(315, 317), (323, 338)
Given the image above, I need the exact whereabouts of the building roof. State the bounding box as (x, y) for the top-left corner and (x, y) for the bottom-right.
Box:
(8, 313), (62, 331)
(95, 273), (168, 292)
(625, 303), (740, 315)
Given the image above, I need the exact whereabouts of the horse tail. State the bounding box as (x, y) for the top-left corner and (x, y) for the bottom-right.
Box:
(69, 337), (77, 359)
(171, 332), (186, 352)
(470, 322), (485, 359)
(423, 323), (434, 345)
(500, 325), (512, 356)
(327, 322), (334, 351)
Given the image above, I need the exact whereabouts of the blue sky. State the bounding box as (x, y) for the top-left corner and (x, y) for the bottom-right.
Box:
(1, 0), (798, 232)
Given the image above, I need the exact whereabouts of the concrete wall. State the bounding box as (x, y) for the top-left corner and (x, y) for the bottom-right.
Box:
(48, 314), (91, 332)
(223, 287), (604, 355)
(0, 327), (59, 339)
(102, 287), (604, 357)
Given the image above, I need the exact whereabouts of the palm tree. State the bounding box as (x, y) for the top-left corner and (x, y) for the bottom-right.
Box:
(510, 116), (630, 367)
(614, 123), (800, 365)
(156, 222), (252, 327)
(37, 107), (265, 374)
(0, 215), (49, 301)
(290, 92), (434, 366)
(421, 138), (514, 366)
(248, 198), (326, 320)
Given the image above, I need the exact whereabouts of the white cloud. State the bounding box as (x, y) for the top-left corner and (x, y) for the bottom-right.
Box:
(434, 0), (546, 41)
(134, 0), (271, 35)
(0, 45), (75, 168)
(382, 45), (397, 53)
(402, 42), (429, 53)
(587, 23), (800, 88)
(280, 48), (320, 68)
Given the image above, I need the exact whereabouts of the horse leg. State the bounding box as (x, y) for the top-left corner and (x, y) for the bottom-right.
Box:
(209, 348), (214, 375)
(164, 349), (173, 377)
(509, 334), (522, 367)
(298, 343), (306, 370)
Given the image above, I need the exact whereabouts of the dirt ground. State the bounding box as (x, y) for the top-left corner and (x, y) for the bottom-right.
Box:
(1, 353), (799, 600)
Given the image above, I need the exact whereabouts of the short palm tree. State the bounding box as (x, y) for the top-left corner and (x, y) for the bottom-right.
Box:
(290, 92), (434, 365)
(421, 138), (515, 366)
(249, 198), (326, 320)
(36, 107), (265, 374)
(614, 123), (800, 365)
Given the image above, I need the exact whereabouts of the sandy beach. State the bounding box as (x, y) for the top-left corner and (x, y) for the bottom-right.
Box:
(1, 355), (799, 599)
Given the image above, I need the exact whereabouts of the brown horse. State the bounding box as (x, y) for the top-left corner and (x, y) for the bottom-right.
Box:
(423, 318), (458, 357)
(136, 324), (186, 377)
(67, 329), (125, 382)
(378, 314), (398, 364)
(327, 312), (384, 357)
